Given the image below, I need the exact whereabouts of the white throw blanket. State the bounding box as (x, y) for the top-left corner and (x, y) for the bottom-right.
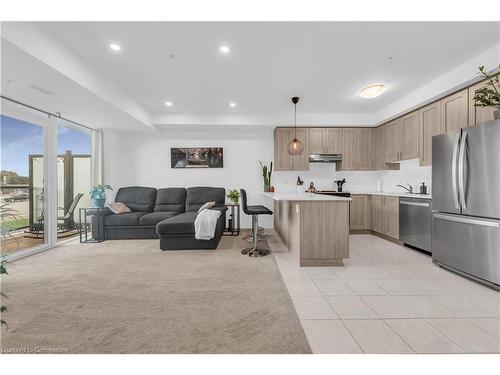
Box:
(194, 208), (222, 240)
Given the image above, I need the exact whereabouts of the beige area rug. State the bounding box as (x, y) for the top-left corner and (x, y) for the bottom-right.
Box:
(1, 235), (311, 354)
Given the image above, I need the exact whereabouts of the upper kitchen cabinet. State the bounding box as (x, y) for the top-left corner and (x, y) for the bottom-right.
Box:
(401, 111), (420, 160)
(292, 128), (310, 171)
(324, 128), (343, 154)
(339, 128), (371, 171)
(274, 127), (310, 171)
(357, 128), (372, 170)
(309, 128), (343, 154)
(385, 112), (420, 163)
(274, 128), (293, 171)
(419, 102), (443, 166)
(385, 119), (402, 163)
(370, 126), (382, 170)
(468, 78), (498, 126)
(372, 125), (399, 171)
(440, 88), (468, 132)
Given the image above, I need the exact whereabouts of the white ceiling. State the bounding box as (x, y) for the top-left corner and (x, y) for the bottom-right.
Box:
(38, 22), (500, 116)
(1, 40), (149, 130)
(1, 22), (499, 130)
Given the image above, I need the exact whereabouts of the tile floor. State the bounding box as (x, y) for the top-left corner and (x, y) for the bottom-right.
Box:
(267, 232), (500, 354)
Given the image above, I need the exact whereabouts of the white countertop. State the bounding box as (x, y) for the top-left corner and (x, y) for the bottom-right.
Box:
(350, 191), (432, 199)
(263, 192), (352, 202)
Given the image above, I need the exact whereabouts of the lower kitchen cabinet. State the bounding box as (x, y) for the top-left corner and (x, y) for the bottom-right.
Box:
(362, 194), (400, 240)
(349, 195), (370, 230)
(370, 195), (383, 233)
(382, 196), (399, 239)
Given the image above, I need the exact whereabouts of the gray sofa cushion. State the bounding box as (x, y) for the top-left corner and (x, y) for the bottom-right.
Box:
(139, 211), (180, 226)
(115, 186), (157, 212)
(156, 211), (198, 234)
(105, 212), (148, 226)
(156, 205), (228, 235)
(185, 187), (225, 212)
(154, 188), (187, 212)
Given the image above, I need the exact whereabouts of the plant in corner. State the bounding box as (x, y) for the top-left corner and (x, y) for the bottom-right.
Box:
(89, 184), (113, 208)
(226, 189), (240, 203)
(473, 65), (500, 120)
(259, 161), (273, 192)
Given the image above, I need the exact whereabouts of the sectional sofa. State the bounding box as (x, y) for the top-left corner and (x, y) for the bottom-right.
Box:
(93, 186), (227, 250)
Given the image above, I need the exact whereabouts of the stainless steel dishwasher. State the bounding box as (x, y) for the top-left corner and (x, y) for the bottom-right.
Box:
(399, 198), (432, 253)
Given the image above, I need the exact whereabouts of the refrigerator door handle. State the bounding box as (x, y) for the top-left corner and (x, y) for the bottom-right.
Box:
(451, 132), (460, 210)
(458, 130), (468, 209)
(433, 213), (500, 228)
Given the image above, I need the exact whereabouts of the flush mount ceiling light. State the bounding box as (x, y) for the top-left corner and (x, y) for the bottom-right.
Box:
(287, 96), (304, 155)
(165, 101), (173, 107)
(229, 102), (237, 108)
(358, 84), (386, 99)
(219, 45), (230, 54)
(109, 43), (121, 52)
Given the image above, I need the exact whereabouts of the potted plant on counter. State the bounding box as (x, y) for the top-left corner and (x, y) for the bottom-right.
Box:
(259, 161), (273, 192)
(226, 189), (240, 204)
(90, 184), (112, 208)
(473, 65), (500, 120)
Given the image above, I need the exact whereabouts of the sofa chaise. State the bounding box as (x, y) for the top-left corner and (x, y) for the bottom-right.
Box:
(92, 186), (227, 250)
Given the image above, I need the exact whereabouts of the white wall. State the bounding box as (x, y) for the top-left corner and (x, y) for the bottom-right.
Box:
(104, 127), (275, 228)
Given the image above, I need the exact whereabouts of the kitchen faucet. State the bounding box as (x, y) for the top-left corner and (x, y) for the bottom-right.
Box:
(397, 184), (413, 193)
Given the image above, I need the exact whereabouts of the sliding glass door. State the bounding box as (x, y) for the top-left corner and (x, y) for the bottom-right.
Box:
(1, 104), (51, 257)
(56, 121), (92, 243)
(1, 98), (95, 260)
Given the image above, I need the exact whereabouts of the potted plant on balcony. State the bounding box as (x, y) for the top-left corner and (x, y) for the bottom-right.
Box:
(473, 65), (500, 120)
(90, 184), (112, 208)
(259, 161), (273, 192)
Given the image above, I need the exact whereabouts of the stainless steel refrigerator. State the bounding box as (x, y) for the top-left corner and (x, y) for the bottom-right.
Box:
(432, 119), (500, 290)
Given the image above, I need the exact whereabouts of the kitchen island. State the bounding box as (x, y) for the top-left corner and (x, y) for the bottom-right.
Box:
(263, 192), (351, 266)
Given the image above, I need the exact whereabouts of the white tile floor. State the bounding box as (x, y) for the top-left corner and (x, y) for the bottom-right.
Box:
(267, 232), (500, 354)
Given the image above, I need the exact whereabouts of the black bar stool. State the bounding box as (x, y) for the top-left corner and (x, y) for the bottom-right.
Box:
(240, 189), (273, 257)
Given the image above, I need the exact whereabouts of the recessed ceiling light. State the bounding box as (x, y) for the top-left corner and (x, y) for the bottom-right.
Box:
(165, 101), (173, 107)
(229, 102), (237, 108)
(358, 84), (386, 99)
(109, 43), (121, 52)
(220, 45), (230, 54)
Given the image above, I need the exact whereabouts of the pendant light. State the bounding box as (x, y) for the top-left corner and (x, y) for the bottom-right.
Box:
(287, 96), (304, 155)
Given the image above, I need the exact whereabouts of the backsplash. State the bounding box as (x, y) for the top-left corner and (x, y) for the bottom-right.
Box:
(379, 159), (432, 194)
(273, 159), (431, 194)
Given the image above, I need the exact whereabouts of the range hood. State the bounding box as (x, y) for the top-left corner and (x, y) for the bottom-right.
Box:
(309, 153), (342, 163)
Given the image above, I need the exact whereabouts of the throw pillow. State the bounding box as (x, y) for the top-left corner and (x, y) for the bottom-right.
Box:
(106, 202), (131, 214)
(197, 201), (216, 213)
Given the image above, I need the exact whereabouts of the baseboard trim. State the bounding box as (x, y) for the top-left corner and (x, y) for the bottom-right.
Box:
(300, 258), (344, 267)
(349, 230), (402, 245)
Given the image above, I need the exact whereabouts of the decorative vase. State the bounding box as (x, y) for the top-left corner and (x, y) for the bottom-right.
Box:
(91, 198), (106, 208)
(264, 185), (271, 192)
(229, 198), (238, 204)
(494, 109), (500, 120)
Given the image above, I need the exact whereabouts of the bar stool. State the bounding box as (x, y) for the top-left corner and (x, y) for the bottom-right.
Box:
(240, 189), (273, 257)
